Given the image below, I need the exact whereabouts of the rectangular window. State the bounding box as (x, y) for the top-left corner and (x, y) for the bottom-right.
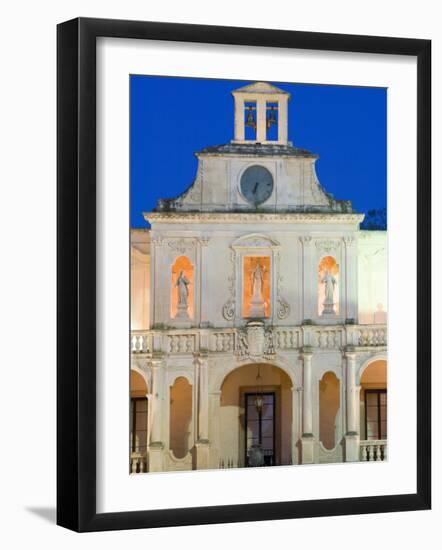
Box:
(365, 389), (387, 440)
(130, 397), (148, 452)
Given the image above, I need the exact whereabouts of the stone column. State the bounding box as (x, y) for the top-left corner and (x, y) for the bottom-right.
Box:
(299, 236), (314, 322)
(256, 98), (267, 142)
(278, 97), (288, 144)
(300, 348), (315, 463)
(209, 390), (222, 469)
(234, 96), (244, 141)
(148, 356), (165, 471)
(344, 236), (358, 323)
(291, 386), (302, 465)
(194, 353), (210, 469)
(345, 349), (360, 461)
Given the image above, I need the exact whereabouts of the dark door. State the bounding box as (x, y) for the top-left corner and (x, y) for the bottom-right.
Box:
(245, 392), (276, 466)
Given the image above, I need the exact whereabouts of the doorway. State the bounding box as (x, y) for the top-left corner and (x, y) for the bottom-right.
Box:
(244, 391), (276, 466)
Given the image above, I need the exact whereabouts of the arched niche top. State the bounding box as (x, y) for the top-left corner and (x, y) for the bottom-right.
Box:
(131, 368), (148, 396)
(214, 360), (295, 393)
(168, 371), (194, 387)
(357, 354), (387, 386)
(232, 233), (281, 250)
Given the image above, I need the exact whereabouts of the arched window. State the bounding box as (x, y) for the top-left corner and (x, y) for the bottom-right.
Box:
(171, 256), (194, 319)
(130, 370), (148, 454)
(318, 255), (339, 315)
(319, 371), (340, 449)
(360, 360), (387, 440)
(169, 377), (193, 458)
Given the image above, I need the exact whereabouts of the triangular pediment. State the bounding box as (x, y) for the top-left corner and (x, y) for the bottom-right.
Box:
(232, 81), (289, 96)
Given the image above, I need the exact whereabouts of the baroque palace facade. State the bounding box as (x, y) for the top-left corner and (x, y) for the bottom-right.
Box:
(130, 82), (387, 473)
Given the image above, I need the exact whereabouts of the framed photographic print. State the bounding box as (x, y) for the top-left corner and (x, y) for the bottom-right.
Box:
(57, 18), (431, 532)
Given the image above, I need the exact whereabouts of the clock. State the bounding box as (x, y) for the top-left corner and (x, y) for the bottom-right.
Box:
(240, 165), (274, 206)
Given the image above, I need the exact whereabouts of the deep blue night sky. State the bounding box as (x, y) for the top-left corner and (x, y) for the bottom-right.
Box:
(130, 76), (386, 228)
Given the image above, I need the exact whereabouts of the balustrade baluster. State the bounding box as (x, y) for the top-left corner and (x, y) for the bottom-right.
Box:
(375, 444), (382, 461)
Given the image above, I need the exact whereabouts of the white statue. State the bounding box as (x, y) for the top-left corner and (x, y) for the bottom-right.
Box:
(251, 263), (264, 302)
(175, 270), (190, 318)
(249, 263), (266, 318)
(322, 270), (336, 314)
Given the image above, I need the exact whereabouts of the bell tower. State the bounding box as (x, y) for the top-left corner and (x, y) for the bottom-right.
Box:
(231, 81), (290, 145)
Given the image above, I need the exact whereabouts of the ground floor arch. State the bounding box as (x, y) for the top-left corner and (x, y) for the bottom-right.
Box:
(130, 369), (149, 472)
(218, 363), (295, 468)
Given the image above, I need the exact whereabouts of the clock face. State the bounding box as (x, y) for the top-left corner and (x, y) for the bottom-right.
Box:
(240, 165), (274, 206)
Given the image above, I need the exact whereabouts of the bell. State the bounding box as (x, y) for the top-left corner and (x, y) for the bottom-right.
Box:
(245, 107), (256, 128)
(267, 107), (277, 128)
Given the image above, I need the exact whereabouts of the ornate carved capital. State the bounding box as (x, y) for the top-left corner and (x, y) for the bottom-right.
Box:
(299, 235), (312, 244)
(222, 249), (236, 321)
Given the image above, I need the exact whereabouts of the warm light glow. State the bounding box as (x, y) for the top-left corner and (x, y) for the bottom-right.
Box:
(171, 256), (194, 319)
(243, 256), (271, 318)
(318, 255), (339, 315)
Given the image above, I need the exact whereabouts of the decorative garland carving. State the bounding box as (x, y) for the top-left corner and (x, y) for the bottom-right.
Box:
(166, 238), (196, 254)
(222, 249), (236, 321)
(275, 251), (290, 320)
(315, 239), (340, 253)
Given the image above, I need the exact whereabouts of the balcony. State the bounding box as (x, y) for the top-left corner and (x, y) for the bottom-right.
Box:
(131, 323), (387, 356)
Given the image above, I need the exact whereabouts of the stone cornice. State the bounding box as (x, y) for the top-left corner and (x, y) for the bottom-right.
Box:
(144, 212), (365, 225)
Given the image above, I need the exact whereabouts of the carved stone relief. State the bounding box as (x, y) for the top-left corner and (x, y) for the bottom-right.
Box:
(222, 249), (237, 321)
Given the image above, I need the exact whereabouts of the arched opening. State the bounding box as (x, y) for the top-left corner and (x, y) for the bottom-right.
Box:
(319, 371), (340, 449)
(220, 364), (293, 468)
(359, 360), (387, 440)
(169, 377), (193, 458)
(171, 256), (194, 319)
(130, 370), (148, 473)
(318, 255), (339, 315)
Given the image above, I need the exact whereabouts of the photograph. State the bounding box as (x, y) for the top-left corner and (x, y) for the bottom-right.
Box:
(129, 76), (388, 473)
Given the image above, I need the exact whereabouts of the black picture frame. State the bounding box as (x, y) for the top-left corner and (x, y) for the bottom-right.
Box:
(57, 17), (431, 532)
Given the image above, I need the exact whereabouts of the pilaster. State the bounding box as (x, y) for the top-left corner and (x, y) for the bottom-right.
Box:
(148, 354), (166, 471)
(300, 347), (315, 464)
(345, 348), (360, 461)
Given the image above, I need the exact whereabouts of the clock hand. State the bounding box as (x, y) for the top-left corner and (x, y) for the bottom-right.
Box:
(253, 182), (259, 194)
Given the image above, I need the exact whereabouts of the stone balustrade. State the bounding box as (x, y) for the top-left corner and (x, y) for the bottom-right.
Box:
(357, 325), (388, 347)
(130, 452), (148, 473)
(130, 324), (386, 356)
(360, 440), (387, 461)
(131, 331), (152, 354)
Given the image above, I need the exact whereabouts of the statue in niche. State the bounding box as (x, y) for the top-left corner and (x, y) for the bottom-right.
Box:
(322, 270), (337, 315)
(175, 270), (191, 318)
(249, 262), (266, 318)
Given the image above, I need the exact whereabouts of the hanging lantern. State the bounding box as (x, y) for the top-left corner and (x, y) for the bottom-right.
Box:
(254, 393), (264, 414)
(254, 365), (264, 413)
